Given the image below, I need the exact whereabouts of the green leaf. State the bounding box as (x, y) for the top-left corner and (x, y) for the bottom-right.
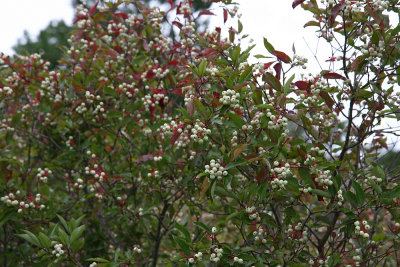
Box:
(194, 100), (208, 118)
(352, 181), (365, 205)
(263, 37), (275, 53)
(38, 232), (51, 249)
(175, 222), (191, 243)
(383, 187), (400, 199)
(264, 72), (282, 91)
(311, 189), (330, 199)
(103, 87), (118, 97)
(70, 225), (86, 245)
(57, 228), (70, 247)
(283, 74), (295, 95)
(86, 258), (111, 263)
(368, 180), (382, 195)
(198, 60), (207, 76)
(238, 66), (253, 84)
(57, 214), (71, 234)
(0, 209), (16, 228)
(298, 168), (313, 188)
(173, 235), (191, 255)
(256, 104), (274, 110)
(17, 230), (42, 248)
(225, 159), (246, 170)
(227, 112), (245, 127)
(194, 221), (211, 234)
(344, 191), (358, 208)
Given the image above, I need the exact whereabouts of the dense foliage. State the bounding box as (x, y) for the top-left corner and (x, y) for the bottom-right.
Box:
(1, 0), (400, 266)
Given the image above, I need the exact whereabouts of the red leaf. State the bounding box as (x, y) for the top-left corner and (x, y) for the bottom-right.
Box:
(170, 129), (181, 146)
(172, 21), (183, 29)
(201, 48), (219, 60)
(89, 1), (98, 16)
(168, 60), (178, 66)
(271, 50), (291, 63)
(73, 14), (87, 24)
(213, 92), (221, 98)
(114, 13), (128, 19)
(187, 100), (194, 117)
(292, 0), (306, 9)
(223, 8), (228, 23)
(273, 62), (282, 80)
(322, 72), (346, 80)
(264, 62), (274, 70)
(198, 10), (215, 17)
(167, 0), (175, 13)
(295, 81), (309, 91)
(329, 3), (346, 27)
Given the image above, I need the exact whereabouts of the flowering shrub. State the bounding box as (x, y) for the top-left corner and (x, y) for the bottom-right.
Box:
(1, 0), (400, 266)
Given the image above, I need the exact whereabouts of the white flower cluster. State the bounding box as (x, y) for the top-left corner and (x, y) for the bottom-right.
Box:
(314, 169), (333, 187)
(299, 186), (313, 194)
(210, 247), (223, 262)
(220, 89), (240, 108)
(85, 90), (101, 104)
(292, 54), (308, 69)
(250, 112), (262, 129)
(231, 131), (238, 147)
(287, 222), (308, 242)
(233, 256), (244, 264)
(147, 170), (160, 178)
(344, 0), (363, 15)
(141, 92), (168, 111)
(188, 150), (197, 160)
(271, 162), (291, 190)
(189, 120), (210, 144)
(266, 112), (288, 130)
(119, 82), (139, 99)
(204, 159), (227, 180)
(52, 243), (65, 257)
(188, 251), (203, 264)
(246, 206), (260, 221)
(66, 136), (74, 150)
(1, 192), (45, 213)
(132, 246), (142, 254)
(183, 85), (195, 106)
(372, 0), (389, 11)
(253, 226), (267, 244)
(76, 102), (88, 114)
(37, 168), (52, 183)
(73, 177), (84, 189)
(389, 91), (400, 107)
(354, 220), (370, 238)
(337, 189), (344, 206)
(359, 27), (385, 62)
(0, 86), (13, 96)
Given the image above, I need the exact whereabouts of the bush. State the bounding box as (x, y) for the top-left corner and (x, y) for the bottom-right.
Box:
(0, 0), (400, 266)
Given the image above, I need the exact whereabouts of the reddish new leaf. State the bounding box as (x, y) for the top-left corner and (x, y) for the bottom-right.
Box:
(170, 129), (182, 146)
(292, 0), (306, 9)
(295, 81), (309, 91)
(223, 8), (228, 23)
(328, 3), (346, 27)
(114, 13), (128, 19)
(322, 72), (346, 80)
(273, 62), (282, 80)
(320, 91), (334, 110)
(167, 0), (175, 13)
(187, 99), (194, 117)
(172, 21), (183, 29)
(271, 50), (292, 63)
(198, 10), (215, 17)
(89, 1), (98, 16)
